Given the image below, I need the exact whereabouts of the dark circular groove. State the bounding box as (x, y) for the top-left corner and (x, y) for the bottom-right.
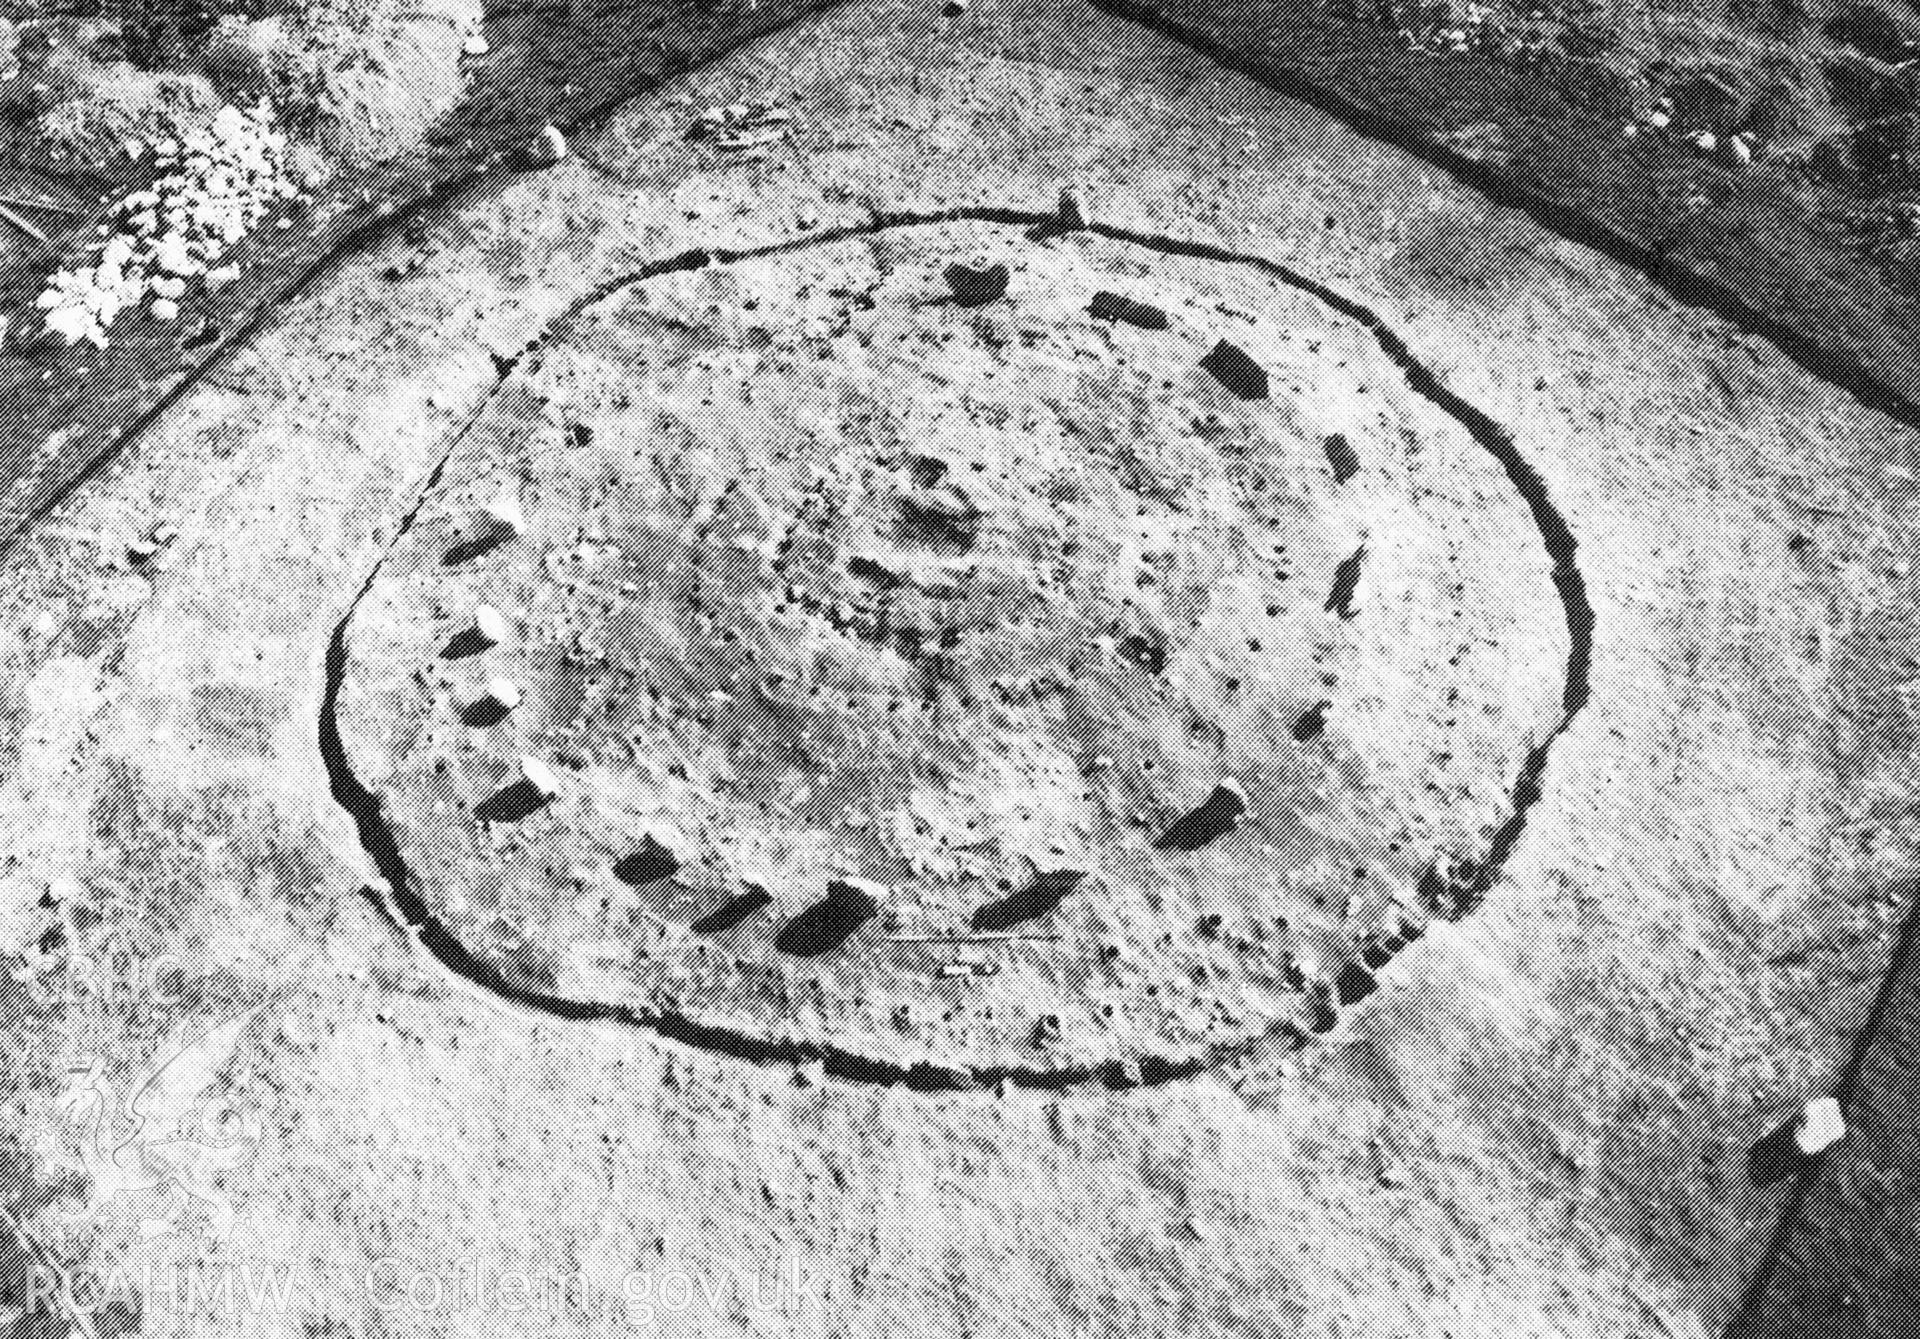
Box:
(318, 205), (1593, 1092)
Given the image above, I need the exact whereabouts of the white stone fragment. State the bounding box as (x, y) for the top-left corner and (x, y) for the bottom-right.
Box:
(149, 298), (179, 321)
(1795, 1097), (1845, 1154)
(463, 32), (490, 56)
(481, 677), (522, 711)
(519, 755), (560, 798)
(482, 482), (526, 538)
(541, 125), (569, 162)
(472, 604), (511, 646)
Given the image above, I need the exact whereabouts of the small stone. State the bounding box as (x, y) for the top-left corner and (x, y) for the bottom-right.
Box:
(1088, 291), (1169, 329)
(1292, 701), (1330, 742)
(472, 604), (511, 647)
(149, 298), (179, 321)
(1795, 1097), (1845, 1154)
(944, 261), (1010, 307)
(463, 32), (490, 56)
(1326, 544), (1367, 620)
(613, 835), (682, 886)
(480, 676), (521, 711)
(1199, 339), (1269, 399)
(482, 481), (526, 537)
(943, 0), (969, 13)
(1155, 780), (1248, 852)
(1323, 431), (1360, 483)
(1056, 185), (1089, 231)
(972, 869), (1085, 932)
(540, 125), (568, 163)
(776, 879), (882, 957)
(1334, 960), (1377, 1006)
(518, 756), (560, 799)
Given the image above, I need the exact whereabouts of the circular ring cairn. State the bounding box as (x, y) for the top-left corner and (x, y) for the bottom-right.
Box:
(335, 220), (1569, 1082)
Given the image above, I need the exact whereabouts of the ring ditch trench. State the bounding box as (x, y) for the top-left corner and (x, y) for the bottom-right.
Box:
(318, 205), (1594, 1093)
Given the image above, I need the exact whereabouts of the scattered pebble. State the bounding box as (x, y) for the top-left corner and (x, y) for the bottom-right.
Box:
(37, 103), (291, 348)
(1795, 1097), (1845, 1154)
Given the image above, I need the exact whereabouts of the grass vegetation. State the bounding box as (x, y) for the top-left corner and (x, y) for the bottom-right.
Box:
(1101, 0), (1920, 421)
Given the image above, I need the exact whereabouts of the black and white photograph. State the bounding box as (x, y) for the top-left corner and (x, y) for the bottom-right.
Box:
(0, 1), (1914, 1335)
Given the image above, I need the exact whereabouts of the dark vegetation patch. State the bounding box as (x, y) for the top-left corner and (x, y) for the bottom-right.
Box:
(0, 0), (835, 562)
(1097, 0), (1920, 427)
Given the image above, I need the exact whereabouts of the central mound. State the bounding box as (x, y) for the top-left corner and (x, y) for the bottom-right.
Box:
(335, 220), (1568, 1077)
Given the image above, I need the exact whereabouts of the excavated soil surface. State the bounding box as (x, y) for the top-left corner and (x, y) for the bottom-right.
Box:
(334, 217), (1570, 1078)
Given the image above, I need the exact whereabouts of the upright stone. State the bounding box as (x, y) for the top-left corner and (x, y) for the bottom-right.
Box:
(944, 261), (1010, 307)
(1199, 339), (1269, 399)
(1089, 291), (1170, 329)
(776, 878), (882, 957)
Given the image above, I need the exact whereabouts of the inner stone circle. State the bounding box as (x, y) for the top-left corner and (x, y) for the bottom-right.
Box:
(335, 221), (1567, 1077)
